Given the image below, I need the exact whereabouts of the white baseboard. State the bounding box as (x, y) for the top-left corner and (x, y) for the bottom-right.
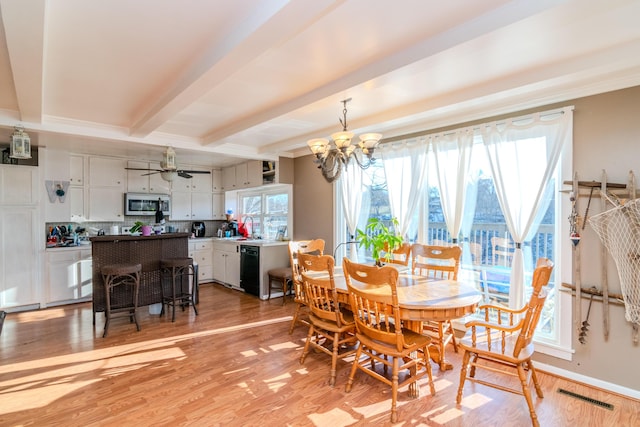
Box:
(535, 361), (640, 400)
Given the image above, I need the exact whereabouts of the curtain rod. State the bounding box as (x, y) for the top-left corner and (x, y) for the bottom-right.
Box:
(381, 105), (574, 145)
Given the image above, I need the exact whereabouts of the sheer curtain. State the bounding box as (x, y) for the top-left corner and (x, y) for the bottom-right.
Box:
(380, 138), (429, 238)
(339, 162), (364, 260)
(432, 129), (474, 244)
(481, 107), (572, 308)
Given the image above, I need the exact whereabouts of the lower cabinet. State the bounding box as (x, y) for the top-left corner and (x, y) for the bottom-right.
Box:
(212, 242), (240, 288)
(189, 239), (213, 282)
(46, 248), (92, 305)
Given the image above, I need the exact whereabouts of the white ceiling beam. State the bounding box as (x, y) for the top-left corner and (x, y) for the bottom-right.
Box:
(0, 0), (46, 124)
(202, 0), (567, 147)
(129, 0), (340, 138)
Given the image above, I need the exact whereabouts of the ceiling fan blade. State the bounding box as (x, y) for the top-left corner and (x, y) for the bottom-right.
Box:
(125, 167), (163, 172)
(178, 171), (193, 179)
(179, 170), (211, 174)
(142, 171), (161, 176)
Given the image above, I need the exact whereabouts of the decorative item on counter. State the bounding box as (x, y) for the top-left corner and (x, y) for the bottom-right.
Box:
(129, 221), (146, 235)
(155, 198), (165, 225)
(141, 225), (153, 236)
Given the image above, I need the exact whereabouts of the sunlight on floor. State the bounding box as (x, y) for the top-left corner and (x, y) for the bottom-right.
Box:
(0, 317), (293, 415)
(15, 308), (67, 322)
(308, 407), (358, 427)
(460, 392), (493, 409)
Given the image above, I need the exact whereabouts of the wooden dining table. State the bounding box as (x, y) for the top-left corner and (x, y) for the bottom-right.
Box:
(310, 266), (483, 371)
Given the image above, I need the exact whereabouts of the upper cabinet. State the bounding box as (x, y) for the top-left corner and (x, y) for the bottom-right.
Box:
(88, 157), (125, 221)
(89, 157), (125, 187)
(222, 166), (236, 191)
(222, 158), (293, 191)
(70, 155), (84, 185)
(126, 160), (171, 194)
(0, 165), (39, 205)
(211, 169), (223, 192)
(171, 165), (212, 192)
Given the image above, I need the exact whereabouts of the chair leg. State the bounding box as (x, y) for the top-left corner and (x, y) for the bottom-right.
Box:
(390, 356), (400, 423)
(456, 350), (471, 404)
(527, 360), (544, 398)
(345, 344), (363, 393)
(329, 331), (340, 386)
(289, 303), (302, 334)
(517, 363), (540, 427)
(299, 324), (315, 364)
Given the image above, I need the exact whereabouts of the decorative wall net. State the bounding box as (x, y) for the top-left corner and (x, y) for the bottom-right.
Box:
(589, 198), (640, 341)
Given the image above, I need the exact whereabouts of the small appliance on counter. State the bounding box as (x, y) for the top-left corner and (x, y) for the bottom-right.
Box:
(192, 222), (206, 237)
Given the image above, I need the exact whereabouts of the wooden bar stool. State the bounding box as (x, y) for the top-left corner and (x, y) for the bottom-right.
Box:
(267, 267), (292, 304)
(160, 258), (198, 322)
(101, 263), (142, 338)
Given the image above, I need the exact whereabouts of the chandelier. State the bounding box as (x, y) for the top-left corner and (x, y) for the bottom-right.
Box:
(307, 98), (381, 183)
(10, 125), (31, 159)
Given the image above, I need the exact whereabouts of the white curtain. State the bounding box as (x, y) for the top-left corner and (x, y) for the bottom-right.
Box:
(339, 162), (364, 260)
(432, 129), (474, 244)
(481, 108), (572, 308)
(380, 138), (429, 238)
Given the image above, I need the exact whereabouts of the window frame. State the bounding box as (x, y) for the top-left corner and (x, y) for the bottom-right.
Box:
(334, 123), (574, 360)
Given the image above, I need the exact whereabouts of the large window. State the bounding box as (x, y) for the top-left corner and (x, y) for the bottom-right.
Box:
(238, 186), (292, 240)
(335, 108), (572, 358)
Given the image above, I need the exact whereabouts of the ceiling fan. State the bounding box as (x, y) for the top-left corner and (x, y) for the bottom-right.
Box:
(125, 147), (211, 182)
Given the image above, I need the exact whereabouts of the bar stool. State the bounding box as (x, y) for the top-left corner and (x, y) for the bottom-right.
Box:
(160, 258), (198, 322)
(267, 267), (292, 305)
(101, 263), (142, 338)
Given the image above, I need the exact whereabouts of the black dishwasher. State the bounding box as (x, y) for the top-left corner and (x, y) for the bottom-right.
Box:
(240, 245), (260, 296)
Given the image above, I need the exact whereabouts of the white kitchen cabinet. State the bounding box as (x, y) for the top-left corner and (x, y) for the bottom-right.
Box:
(189, 239), (213, 282)
(222, 166), (236, 191)
(171, 165), (212, 192)
(0, 165), (38, 205)
(126, 160), (170, 193)
(171, 191), (213, 220)
(70, 155), (85, 185)
(212, 242), (240, 288)
(0, 206), (37, 310)
(212, 193), (225, 220)
(43, 149), (72, 222)
(211, 169), (222, 192)
(89, 157), (126, 187)
(234, 161), (262, 189)
(46, 248), (92, 305)
(69, 186), (86, 222)
(88, 187), (124, 221)
(87, 156), (125, 221)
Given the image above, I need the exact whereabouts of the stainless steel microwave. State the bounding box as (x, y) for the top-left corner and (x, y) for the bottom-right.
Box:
(124, 193), (171, 216)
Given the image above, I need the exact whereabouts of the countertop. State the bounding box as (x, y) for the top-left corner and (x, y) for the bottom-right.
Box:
(89, 232), (190, 242)
(198, 237), (289, 247)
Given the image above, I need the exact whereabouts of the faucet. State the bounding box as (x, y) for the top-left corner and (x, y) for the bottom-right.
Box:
(243, 215), (256, 238)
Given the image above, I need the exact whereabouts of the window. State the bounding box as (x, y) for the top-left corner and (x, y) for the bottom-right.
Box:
(238, 186), (292, 240)
(335, 108), (573, 359)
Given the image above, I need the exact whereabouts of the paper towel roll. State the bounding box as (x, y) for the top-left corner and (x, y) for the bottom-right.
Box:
(110, 225), (119, 235)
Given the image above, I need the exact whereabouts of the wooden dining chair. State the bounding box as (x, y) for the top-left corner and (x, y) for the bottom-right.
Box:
(288, 239), (325, 334)
(456, 258), (554, 427)
(298, 252), (357, 386)
(492, 236), (514, 266)
(378, 241), (412, 266)
(411, 243), (462, 370)
(343, 258), (436, 423)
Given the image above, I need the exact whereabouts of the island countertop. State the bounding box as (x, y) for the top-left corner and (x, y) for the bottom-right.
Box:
(90, 232), (190, 242)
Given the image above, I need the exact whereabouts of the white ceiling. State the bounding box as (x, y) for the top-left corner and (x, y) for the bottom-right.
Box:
(1, 0), (640, 168)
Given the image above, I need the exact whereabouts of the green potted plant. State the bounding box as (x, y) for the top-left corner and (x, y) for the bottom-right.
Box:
(130, 220), (152, 236)
(356, 217), (403, 266)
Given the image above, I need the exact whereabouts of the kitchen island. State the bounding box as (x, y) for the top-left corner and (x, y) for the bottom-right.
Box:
(90, 233), (189, 320)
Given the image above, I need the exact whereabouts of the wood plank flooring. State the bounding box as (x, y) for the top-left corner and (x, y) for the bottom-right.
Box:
(0, 283), (638, 426)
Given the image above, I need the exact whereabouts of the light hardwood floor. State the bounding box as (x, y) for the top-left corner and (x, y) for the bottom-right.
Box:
(0, 283), (638, 426)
